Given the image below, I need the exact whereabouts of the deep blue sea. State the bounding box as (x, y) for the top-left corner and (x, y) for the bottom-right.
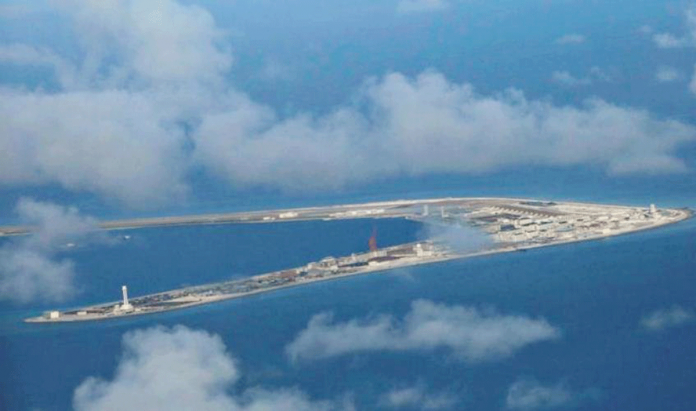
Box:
(1, 211), (695, 411)
(3, 0), (696, 409)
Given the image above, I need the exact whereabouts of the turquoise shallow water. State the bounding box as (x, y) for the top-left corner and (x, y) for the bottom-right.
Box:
(1, 215), (695, 410)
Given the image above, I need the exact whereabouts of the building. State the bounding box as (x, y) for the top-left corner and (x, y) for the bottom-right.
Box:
(120, 285), (133, 311)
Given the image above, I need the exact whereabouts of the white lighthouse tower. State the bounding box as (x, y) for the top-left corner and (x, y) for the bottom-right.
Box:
(121, 285), (133, 311)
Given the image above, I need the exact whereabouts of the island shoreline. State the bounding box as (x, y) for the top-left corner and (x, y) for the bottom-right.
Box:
(22, 198), (692, 324)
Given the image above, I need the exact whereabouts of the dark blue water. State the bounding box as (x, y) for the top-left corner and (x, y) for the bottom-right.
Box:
(1, 214), (695, 410)
(0, 218), (424, 318)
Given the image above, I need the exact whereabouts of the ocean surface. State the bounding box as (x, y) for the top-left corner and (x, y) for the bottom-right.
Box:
(1, 211), (695, 410)
(2, 1), (696, 409)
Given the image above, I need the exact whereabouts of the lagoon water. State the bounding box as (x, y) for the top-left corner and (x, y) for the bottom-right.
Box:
(1, 212), (695, 410)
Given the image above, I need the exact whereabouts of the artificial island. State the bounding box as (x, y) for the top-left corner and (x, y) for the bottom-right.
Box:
(11, 197), (690, 323)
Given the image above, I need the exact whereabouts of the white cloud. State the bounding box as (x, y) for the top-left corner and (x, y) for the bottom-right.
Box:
(647, 7), (696, 95)
(550, 71), (592, 87)
(197, 72), (695, 192)
(0, 0), (216, 207)
(379, 384), (458, 410)
(0, 198), (102, 303)
(397, 0), (448, 13)
(588, 66), (612, 82)
(286, 300), (560, 363)
(1, 0), (695, 207)
(59, 0), (233, 88)
(0, 44), (78, 87)
(652, 6), (696, 49)
(506, 378), (574, 410)
(193, 97), (373, 192)
(656, 66), (682, 82)
(258, 59), (296, 83)
(554, 34), (585, 45)
(368, 73), (688, 175)
(0, 247), (77, 304)
(551, 67), (612, 87)
(638, 25), (654, 35)
(641, 306), (695, 331)
(74, 325), (347, 411)
(0, 89), (190, 206)
(653, 33), (690, 48)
